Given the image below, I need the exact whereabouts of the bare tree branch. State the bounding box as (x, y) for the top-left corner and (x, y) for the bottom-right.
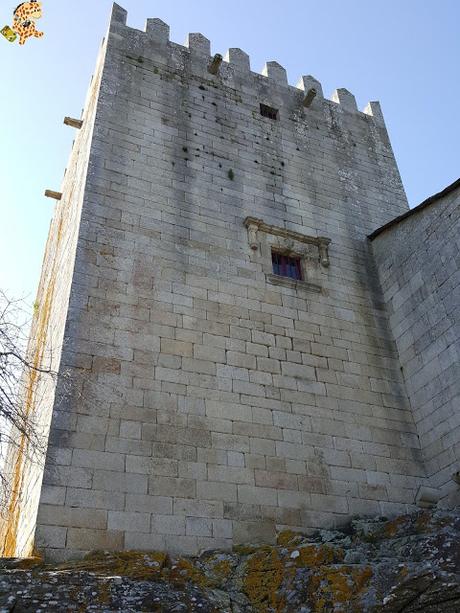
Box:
(0, 290), (57, 515)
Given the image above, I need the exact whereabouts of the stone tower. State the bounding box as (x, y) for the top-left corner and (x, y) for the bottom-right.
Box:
(2, 4), (437, 561)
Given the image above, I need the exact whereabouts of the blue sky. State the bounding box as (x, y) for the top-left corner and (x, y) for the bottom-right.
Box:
(0, 0), (459, 303)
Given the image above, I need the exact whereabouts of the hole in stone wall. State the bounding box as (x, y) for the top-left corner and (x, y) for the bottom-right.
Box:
(260, 104), (279, 120)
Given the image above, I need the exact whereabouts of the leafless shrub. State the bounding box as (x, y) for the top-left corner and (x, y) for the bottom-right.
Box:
(0, 290), (56, 514)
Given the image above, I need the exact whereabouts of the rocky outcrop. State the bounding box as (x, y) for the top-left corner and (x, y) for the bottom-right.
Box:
(1, 508), (459, 612)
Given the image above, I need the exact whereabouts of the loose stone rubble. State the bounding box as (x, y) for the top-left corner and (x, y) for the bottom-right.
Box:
(1, 508), (459, 612)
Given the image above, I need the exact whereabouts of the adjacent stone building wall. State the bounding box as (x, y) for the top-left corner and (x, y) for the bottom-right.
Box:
(11, 4), (430, 560)
(371, 181), (460, 503)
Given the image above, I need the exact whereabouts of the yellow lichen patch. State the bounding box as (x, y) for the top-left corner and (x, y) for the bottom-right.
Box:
(12, 557), (43, 570)
(56, 550), (168, 580)
(67, 585), (89, 613)
(233, 544), (260, 556)
(413, 511), (429, 531)
(399, 565), (409, 579)
(196, 552), (239, 589)
(294, 544), (344, 568)
(169, 557), (211, 588)
(211, 558), (233, 581)
(277, 530), (304, 547)
(243, 548), (286, 612)
(308, 565), (373, 612)
(414, 510), (442, 534)
(97, 581), (112, 605)
(352, 567), (373, 593)
(383, 516), (408, 538)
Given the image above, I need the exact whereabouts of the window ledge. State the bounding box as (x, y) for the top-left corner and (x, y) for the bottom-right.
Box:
(266, 274), (322, 293)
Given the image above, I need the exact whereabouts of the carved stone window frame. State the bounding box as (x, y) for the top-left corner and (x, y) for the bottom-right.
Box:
(244, 217), (331, 292)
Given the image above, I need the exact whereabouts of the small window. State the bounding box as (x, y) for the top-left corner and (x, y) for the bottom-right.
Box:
(260, 103), (279, 120)
(272, 252), (302, 280)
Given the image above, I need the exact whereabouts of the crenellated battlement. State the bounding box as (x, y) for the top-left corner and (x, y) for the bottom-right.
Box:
(108, 3), (386, 128)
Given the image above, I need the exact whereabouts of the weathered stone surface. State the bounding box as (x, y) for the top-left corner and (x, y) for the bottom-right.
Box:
(371, 182), (460, 507)
(2, 1), (457, 563)
(1, 508), (459, 612)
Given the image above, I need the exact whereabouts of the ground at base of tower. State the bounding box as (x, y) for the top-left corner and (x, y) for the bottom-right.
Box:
(1, 507), (459, 612)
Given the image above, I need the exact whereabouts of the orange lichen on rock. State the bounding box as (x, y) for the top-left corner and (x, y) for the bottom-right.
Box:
(398, 564), (409, 579)
(243, 547), (286, 612)
(207, 556), (235, 585)
(212, 558), (232, 577)
(56, 550), (168, 580)
(413, 509), (454, 535)
(233, 544), (259, 556)
(309, 565), (373, 612)
(383, 515), (408, 538)
(169, 557), (210, 588)
(1, 508), (460, 611)
(96, 580), (111, 605)
(276, 530), (304, 547)
(294, 543), (344, 568)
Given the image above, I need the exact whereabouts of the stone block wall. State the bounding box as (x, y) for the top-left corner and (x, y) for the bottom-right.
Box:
(371, 183), (460, 503)
(0, 37), (109, 557)
(24, 4), (429, 560)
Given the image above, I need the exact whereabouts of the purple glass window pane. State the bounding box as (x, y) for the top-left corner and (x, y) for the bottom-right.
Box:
(281, 256), (287, 277)
(271, 252), (302, 280)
